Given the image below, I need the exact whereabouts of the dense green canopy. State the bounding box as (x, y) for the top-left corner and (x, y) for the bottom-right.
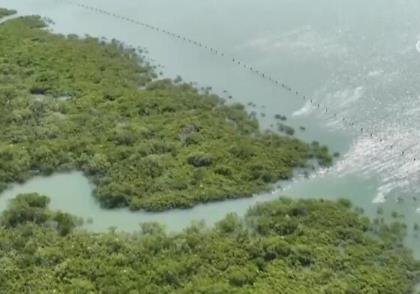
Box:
(0, 15), (331, 211)
(0, 193), (418, 293)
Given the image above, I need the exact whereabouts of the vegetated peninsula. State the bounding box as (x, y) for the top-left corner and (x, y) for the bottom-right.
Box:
(0, 13), (332, 211)
(0, 193), (418, 293)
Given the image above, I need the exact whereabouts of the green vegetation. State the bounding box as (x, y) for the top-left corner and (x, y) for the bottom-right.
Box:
(0, 193), (418, 293)
(1, 193), (80, 236)
(277, 122), (295, 136)
(0, 9), (419, 294)
(0, 15), (332, 211)
(0, 8), (16, 19)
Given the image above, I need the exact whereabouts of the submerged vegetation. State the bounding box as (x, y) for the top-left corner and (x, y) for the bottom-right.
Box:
(0, 15), (332, 211)
(0, 193), (418, 293)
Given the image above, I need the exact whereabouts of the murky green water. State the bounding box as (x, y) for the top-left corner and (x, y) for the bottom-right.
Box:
(1, 0), (420, 258)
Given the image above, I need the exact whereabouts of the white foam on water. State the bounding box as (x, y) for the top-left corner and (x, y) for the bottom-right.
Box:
(330, 86), (364, 109)
(373, 191), (387, 204)
(296, 19), (420, 203)
(312, 124), (420, 203)
(367, 69), (384, 77)
(243, 26), (349, 59)
(291, 101), (313, 117)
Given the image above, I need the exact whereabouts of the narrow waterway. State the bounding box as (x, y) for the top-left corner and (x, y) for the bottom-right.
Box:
(1, 0), (420, 258)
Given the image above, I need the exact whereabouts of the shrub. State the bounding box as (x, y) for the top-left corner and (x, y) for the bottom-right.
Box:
(187, 153), (213, 167)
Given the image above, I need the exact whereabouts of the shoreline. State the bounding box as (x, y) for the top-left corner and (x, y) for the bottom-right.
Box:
(0, 13), (332, 212)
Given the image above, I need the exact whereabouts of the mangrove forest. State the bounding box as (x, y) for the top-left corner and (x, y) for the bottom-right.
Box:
(0, 13), (331, 211)
(0, 8), (419, 294)
(0, 193), (419, 293)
